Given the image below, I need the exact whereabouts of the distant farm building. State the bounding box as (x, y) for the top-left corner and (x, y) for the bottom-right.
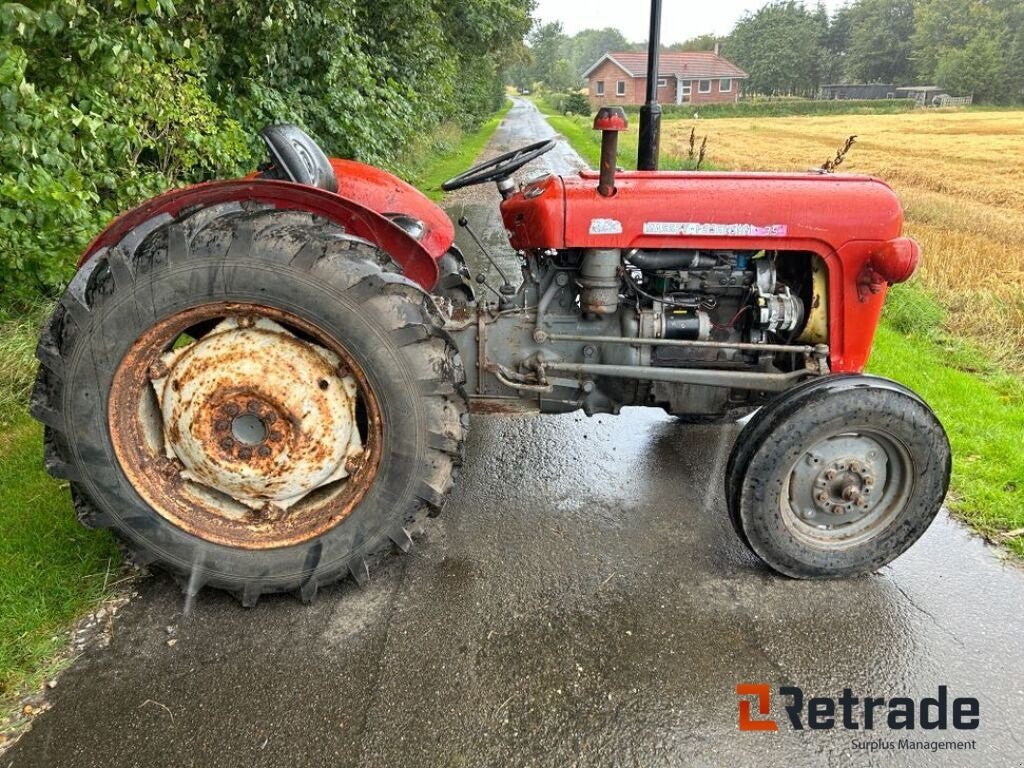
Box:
(819, 83), (972, 106)
(584, 51), (747, 108)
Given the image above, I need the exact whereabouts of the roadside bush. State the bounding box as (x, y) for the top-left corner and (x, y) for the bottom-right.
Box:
(0, 0), (531, 309)
(561, 91), (591, 116)
(542, 90), (590, 116)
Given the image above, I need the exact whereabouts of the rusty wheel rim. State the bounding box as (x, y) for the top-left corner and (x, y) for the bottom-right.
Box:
(109, 302), (383, 550)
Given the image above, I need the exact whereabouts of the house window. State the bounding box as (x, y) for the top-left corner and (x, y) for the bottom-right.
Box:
(657, 78), (668, 87)
(698, 79), (712, 94)
(595, 81), (605, 96)
(719, 78), (731, 92)
(616, 80), (626, 96)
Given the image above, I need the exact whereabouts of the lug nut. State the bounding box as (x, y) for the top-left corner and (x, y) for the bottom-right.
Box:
(224, 403), (240, 417)
(239, 447), (252, 460)
(215, 420), (229, 432)
(220, 437), (235, 450)
(258, 445), (272, 458)
(246, 400), (260, 413)
(269, 430), (282, 442)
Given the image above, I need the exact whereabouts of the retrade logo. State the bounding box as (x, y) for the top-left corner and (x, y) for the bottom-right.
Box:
(736, 684), (980, 732)
(736, 684), (778, 731)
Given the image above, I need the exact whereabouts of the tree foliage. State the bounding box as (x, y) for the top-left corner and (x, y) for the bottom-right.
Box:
(728, 1), (825, 96)
(0, 0), (531, 305)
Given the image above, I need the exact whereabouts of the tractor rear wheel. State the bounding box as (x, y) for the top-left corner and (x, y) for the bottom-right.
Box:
(32, 205), (467, 605)
(725, 375), (950, 578)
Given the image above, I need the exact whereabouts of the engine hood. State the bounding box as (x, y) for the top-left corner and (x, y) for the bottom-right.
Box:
(501, 170), (905, 257)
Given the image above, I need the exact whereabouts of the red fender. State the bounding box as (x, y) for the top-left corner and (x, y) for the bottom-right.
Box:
(80, 172), (453, 290)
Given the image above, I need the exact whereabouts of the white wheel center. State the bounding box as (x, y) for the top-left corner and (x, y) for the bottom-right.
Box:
(151, 317), (363, 511)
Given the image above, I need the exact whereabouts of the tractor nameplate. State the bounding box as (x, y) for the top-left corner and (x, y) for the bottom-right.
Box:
(643, 222), (789, 237)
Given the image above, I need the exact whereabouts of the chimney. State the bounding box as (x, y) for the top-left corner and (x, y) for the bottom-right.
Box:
(714, 42), (720, 56)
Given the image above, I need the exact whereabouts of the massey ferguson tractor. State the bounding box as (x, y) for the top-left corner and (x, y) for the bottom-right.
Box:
(31, 3), (950, 606)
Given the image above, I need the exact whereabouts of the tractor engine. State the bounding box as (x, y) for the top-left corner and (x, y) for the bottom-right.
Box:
(445, 242), (823, 419)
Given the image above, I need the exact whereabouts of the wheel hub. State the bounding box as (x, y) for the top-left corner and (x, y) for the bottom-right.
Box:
(789, 435), (889, 527)
(152, 317), (363, 512)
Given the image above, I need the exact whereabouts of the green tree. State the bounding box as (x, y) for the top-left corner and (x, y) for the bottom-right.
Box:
(729, 1), (825, 96)
(570, 27), (628, 75)
(935, 34), (1008, 101)
(668, 34), (722, 53)
(846, 0), (916, 84)
(527, 21), (572, 87)
(912, 0), (1019, 102)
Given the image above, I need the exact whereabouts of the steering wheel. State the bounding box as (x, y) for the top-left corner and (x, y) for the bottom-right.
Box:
(441, 139), (557, 192)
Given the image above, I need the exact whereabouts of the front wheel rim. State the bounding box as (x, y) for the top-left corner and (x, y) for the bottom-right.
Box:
(109, 302), (384, 550)
(782, 428), (916, 550)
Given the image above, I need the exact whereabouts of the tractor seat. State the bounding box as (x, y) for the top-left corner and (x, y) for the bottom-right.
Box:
(258, 124), (339, 194)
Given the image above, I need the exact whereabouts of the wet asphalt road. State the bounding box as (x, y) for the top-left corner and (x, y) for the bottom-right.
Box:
(7, 98), (1024, 768)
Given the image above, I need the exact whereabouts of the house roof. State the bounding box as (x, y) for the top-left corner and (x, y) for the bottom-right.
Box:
(583, 51), (747, 80)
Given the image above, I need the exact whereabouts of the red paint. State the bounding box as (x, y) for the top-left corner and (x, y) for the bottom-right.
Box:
(502, 170), (919, 373)
(81, 164), (454, 289)
(593, 108), (629, 132)
(328, 159), (454, 259)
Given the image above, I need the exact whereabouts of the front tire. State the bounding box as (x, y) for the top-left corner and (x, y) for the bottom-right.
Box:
(725, 375), (950, 578)
(32, 205), (468, 605)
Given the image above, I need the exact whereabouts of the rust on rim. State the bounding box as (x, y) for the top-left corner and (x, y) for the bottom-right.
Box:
(109, 302), (383, 550)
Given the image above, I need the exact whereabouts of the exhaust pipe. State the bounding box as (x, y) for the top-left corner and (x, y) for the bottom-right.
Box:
(593, 107), (627, 197)
(637, 0), (663, 171)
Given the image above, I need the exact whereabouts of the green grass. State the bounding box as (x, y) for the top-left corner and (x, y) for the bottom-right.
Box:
(869, 288), (1024, 557)
(543, 110), (709, 171)
(404, 99), (514, 201)
(533, 95), (710, 171)
(542, 106), (1024, 560)
(0, 308), (122, 709)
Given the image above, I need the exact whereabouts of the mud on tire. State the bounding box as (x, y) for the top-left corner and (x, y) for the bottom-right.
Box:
(32, 205), (468, 606)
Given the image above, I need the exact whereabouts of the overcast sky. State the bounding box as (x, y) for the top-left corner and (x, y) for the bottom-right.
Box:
(533, 0), (848, 42)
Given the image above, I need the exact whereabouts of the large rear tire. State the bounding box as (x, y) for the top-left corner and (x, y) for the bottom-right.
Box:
(725, 375), (950, 578)
(32, 205), (468, 605)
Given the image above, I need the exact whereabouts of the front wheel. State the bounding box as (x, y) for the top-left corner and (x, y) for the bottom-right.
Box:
(32, 206), (468, 605)
(725, 375), (951, 578)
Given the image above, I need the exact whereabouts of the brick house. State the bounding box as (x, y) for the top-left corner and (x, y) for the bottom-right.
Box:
(583, 51), (747, 108)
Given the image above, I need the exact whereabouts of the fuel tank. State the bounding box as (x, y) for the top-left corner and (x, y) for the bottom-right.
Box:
(501, 170), (905, 256)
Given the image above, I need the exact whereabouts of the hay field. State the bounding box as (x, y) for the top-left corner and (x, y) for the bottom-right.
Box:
(662, 111), (1024, 370)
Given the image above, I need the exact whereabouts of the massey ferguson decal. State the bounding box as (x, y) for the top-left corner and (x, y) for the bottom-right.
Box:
(589, 218), (624, 234)
(643, 221), (789, 237)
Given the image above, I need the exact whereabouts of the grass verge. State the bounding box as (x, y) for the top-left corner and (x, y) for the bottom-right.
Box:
(0, 307), (122, 711)
(402, 99), (513, 201)
(533, 97), (709, 171)
(540, 109), (1024, 559)
(870, 285), (1024, 556)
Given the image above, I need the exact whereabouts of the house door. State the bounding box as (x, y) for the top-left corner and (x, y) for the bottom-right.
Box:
(679, 81), (691, 104)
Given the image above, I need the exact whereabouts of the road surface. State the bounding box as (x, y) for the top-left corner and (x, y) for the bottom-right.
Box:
(6, 98), (1023, 768)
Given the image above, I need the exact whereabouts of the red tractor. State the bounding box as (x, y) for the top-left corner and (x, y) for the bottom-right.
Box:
(32, 5), (950, 605)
